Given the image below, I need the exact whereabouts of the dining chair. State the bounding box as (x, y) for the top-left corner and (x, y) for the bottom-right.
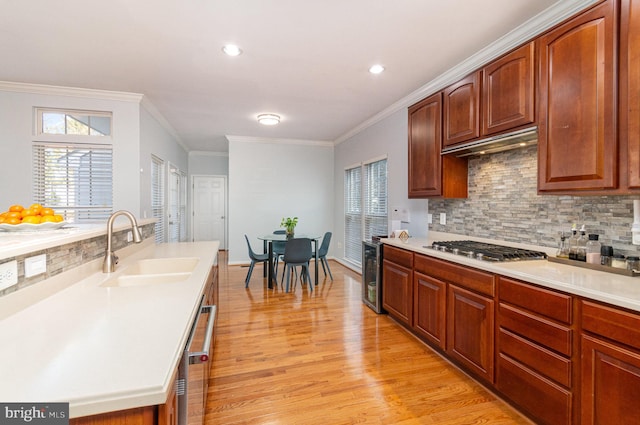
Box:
(272, 230), (287, 277)
(244, 235), (271, 288)
(313, 231), (333, 281)
(280, 238), (313, 293)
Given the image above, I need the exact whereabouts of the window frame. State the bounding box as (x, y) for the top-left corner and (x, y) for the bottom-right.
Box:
(35, 107), (113, 143)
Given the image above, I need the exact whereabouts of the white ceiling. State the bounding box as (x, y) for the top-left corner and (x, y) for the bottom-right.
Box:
(1, 0), (567, 152)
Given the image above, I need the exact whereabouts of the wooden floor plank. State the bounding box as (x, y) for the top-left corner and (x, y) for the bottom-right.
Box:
(205, 252), (532, 424)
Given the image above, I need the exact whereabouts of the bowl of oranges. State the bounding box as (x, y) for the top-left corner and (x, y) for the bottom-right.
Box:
(0, 204), (66, 231)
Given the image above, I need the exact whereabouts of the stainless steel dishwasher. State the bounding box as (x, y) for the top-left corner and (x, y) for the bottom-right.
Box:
(177, 296), (217, 425)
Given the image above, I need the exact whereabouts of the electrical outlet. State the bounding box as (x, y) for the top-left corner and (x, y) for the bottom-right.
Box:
(25, 254), (47, 278)
(127, 231), (133, 242)
(427, 214), (433, 224)
(0, 260), (18, 290)
(440, 213), (447, 225)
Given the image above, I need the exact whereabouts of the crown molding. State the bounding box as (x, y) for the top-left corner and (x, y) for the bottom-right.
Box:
(189, 150), (229, 157)
(334, 0), (601, 145)
(226, 135), (334, 147)
(0, 80), (144, 103)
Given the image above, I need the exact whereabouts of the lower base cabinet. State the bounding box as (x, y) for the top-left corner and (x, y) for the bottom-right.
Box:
(413, 271), (446, 349)
(382, 246), (414, 326)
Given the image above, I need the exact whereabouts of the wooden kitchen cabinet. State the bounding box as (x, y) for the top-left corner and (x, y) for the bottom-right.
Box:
(482, 42), (535, 136)
(497, 277), (574, 425)
(408, 93), (468, 198)
(413, 254), (446, 349)
(382, 245), (413, 326)
(537, 0), (618, 192)
(443, 71), (481, 147)
(581, 300), (640, 424)
(620, 0), (640, 189)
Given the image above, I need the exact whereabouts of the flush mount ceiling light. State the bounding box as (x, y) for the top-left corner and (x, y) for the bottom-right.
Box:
(369, 64), (385, 74)
(222, 44), (242, 56)
(257, 114), (280, 125)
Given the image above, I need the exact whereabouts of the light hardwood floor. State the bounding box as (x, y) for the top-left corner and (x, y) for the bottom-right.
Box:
(206, 252), (532, 425)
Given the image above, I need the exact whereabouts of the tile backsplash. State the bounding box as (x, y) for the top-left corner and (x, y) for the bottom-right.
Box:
(429, 145), (640, 257)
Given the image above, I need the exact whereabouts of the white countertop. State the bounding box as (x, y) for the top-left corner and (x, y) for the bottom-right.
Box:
(0, 218), (157, 260)
(0, 240), (219, 418)
(384, 234), (640, 313)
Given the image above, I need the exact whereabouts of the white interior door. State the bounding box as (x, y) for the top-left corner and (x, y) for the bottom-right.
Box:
(192, 175), (226, 248)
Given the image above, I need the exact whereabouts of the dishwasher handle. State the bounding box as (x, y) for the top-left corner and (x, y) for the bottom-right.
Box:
(188, 305), (217, 364)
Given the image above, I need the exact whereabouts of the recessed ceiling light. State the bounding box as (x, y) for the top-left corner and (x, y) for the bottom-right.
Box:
(222, 44), (242, 56)
(257, 114), (280, 125)
(369, 64), (385, 74)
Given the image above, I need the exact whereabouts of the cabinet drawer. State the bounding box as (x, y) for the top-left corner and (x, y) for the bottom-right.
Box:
(499, 328), (571, 388)
(582, 300), (640, 351)
(415, 254), (494, 297)
(499, 304), (572, 356)
(497, 354), (572, 425)
(383, 245), (413, 269)
(499, 277), (572, 324)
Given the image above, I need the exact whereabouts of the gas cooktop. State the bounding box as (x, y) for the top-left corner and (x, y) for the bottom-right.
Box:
(427, 240), (547, 262)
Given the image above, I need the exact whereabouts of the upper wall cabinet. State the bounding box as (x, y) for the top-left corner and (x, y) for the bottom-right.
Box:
(621, 0), (640, 189)
(482, 42), (536, 136)
(443, 71), (481, 147)
(537, 0), (618, 193)
(408, 93), (468, 198)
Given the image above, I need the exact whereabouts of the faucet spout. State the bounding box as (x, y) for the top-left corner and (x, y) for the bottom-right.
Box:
(103, 210), (143, 273)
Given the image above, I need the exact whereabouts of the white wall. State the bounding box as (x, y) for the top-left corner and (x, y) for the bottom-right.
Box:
(228, 138), (334, 264)
(139, 106), (188, 219)
(333, 108), (428, 255)
(188, 152), (229, 176)
(0, 88), (141, 213)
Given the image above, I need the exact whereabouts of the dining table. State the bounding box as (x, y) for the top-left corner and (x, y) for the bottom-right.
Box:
(258, 233), (321, 289)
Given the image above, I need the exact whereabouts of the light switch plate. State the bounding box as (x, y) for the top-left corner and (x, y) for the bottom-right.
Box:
(25, 254), (47, 278)
(0, 260), (18, 290)
(427, 214), (433, 224)
(440, 213), (447, 225)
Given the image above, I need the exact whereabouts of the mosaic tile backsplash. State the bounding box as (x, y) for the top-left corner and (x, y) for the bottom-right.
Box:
(0, 223), (156, 297)
(428, 145), (640, 257)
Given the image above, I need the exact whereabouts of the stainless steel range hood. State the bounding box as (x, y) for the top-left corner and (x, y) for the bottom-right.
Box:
(441, 126), (538, 157)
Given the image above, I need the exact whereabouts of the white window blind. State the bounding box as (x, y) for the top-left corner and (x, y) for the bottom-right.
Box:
(364, 158), (388, 242)
(344, 165), (362, 265)
(344, 157), (388, 267)
(151, 155), (165, 243)
(32, 142), (113, 221)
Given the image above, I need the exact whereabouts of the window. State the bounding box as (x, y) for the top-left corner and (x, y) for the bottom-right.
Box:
(37, 108), (112, 137)
(344, 157), (388, 266)
(33, 143), (113, 221)
(151, 155), (166, 243)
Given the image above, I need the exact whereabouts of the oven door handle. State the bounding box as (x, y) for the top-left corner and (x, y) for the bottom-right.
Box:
(188, 305), (217, 364)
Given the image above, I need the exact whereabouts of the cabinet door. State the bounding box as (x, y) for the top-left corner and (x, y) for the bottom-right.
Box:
(382, 259), (413, 326)
(482, 42), (535, 135)
(443, 71), (481, 147)
(447, 284), (494, 383)
(621, 0), (640, 188)
(538, 0), (617, 192)
(581, 334), (640, 424)
(408, 93), (468, 198)
(413, 271), (446, 349)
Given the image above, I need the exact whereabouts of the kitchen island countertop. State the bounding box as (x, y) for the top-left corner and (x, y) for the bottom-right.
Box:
(0, 239), (219, 418)
(384, 234), (640, 313)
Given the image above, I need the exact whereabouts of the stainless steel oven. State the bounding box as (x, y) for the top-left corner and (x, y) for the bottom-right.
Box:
(177, 296), (217, 425)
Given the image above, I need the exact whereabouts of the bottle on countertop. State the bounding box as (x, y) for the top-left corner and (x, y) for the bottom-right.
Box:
(586, 234), (601, 264)
(569, 224), (579, 260)
(626, 256), (640, 272)
(556, 231), (570, 258)
(576, 225), (588, 262)
(600, 245), (613, 267)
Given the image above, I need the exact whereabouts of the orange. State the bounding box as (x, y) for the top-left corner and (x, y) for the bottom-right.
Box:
(9, 204), (24, 212)
(20, 209), (36, 218)
(4, 217), (21, 225)
(40, 208), (55, 216)
(22, 215), (41, 224)
(6, 211), (21, 219)
(29, 203), (43, 213)
(40, 215), (57, 223)
(53, 214), (64, 222)
(0, 212), (7, 218)
(0, 216), (5, 224)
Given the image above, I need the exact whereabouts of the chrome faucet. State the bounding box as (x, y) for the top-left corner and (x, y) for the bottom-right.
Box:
(103, 210), (143, 273)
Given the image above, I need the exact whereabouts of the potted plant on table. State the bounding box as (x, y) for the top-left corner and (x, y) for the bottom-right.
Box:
(281, 216), (298, 238)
